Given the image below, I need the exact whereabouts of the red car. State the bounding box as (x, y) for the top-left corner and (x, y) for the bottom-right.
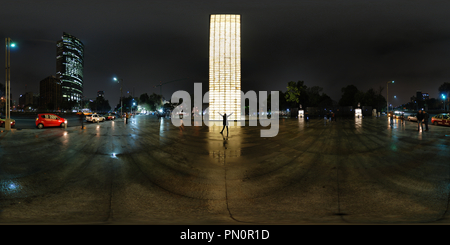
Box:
(431, 113), (450, 126)
(103, 113), (116, 120)
(36, 113), (67, 129)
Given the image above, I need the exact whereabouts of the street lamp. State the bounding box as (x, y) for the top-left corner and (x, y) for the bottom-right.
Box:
(387, 80), (394, 114)
(4, 38), (16, 130)
(114, 77), (123, 118)
(443, 94), (447, 111)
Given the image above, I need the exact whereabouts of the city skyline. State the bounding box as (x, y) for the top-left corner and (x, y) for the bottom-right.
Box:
(2, 1), (450, 110)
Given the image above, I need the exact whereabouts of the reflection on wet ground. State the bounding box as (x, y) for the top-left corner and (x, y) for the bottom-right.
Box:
(0, 115), (449, 224)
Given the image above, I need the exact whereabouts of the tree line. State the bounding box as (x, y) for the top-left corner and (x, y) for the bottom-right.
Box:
(282, 81), (386, 112)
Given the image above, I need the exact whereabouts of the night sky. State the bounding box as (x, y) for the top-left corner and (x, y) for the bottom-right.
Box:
(2, 0), (450, 109)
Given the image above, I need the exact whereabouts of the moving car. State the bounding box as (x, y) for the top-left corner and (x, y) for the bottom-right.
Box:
(76, 111), (92, 115)
(407, 114), (418, 121)
(0, 115), (15, 128)
(431, 114), (450, 126)
(86, 114), (105, 122)
(103, 113), (115, 120)
(36, 113), (67, 129)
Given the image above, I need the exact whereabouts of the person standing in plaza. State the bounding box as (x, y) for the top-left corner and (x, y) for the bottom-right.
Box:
(423, 110), (429, 131)
(417, 110), (423, 131)
(218, 112), (233, 135)
(79, 112), (84, 129)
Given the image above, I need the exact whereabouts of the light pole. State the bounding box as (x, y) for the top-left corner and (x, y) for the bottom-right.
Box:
(114, 77), (123, 118)
(443, 94), (447, 112)
(4, 38), (15, 130)
(386, 80), (394, 114)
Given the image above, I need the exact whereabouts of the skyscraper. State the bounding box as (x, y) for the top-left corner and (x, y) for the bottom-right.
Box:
(39, 75), (61, 111)
(209, 14), (241, 121)
(56, 32), (84, 107)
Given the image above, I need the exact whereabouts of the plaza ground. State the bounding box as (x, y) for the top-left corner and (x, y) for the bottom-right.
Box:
(0, 115), (449, 224)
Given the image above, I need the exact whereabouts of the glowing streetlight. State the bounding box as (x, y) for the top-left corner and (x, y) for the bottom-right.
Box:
(443, 94), (447, 111)
(4, 38), (16, 130)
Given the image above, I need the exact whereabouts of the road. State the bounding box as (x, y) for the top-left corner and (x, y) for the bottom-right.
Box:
(7, 114), (117, 129)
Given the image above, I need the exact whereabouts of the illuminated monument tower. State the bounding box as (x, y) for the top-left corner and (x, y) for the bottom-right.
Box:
(209, 14), (241, 121)
(56, 32), (84, 106)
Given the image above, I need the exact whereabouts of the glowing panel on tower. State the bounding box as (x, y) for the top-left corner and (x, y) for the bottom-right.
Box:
(209, 14), (241, 121)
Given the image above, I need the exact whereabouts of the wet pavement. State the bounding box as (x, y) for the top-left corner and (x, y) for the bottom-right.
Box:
(0, 115), (449, 224)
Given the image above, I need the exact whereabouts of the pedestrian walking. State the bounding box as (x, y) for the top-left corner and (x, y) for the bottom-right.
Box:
(401, 112), (405, 125)
(79, 112), (84, 129)
(218, 112), (233, 134)
(417, 110), (424, 131)
(423, 110), (429, 131)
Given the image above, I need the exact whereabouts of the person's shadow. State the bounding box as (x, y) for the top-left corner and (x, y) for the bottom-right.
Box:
(222, 134), (228, 149)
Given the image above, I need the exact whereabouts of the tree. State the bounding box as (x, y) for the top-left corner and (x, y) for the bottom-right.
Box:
(148, 93), (163, 111)
(91, 96), (111, 113)
(438, 82), (450, 95)
(285, 81), (333, 109)
(285, 81), (303, 106)
(339, 85), (359, 107)
(139, 93), (150, 104)
(317, 93), (333, 107)
(306, 86), (325, 107)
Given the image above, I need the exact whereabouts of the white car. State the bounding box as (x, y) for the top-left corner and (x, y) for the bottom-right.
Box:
(86, 114), (105, 122)
(407, 114), (418, 122)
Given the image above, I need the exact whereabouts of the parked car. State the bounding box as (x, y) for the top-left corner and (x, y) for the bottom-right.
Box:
(103, 113), (115, 120)
(431, 113), (450, 126)
(86, 114), (105, 122)
(407, 114), (418, 121)
(0, 115), (15, 128)
(36, 113), (67, 129)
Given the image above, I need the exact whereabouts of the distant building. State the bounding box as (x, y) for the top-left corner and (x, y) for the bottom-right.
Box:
(18, 92), (34, 109)
(56, 32), (84, 106)
(416, 91), (423, 110)
(97, 91), (104, 97)
(422, 92), (429, 100)
(39, 76), (62, 111)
